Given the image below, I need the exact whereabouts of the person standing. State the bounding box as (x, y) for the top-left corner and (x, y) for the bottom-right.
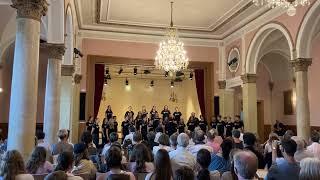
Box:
(187, 113), (198, 132)
(274, 120), (286, 136)
(150, 106), (158, 120)
(86, 116), (94, 132)
(101, 117), (109, 145)
(178, 119), (186, 134)
(173, 107), (182, 123)
(210, 116), (218, 129)
(233, 115), (244, 131)
(142, 106), (148, 119)
(141, 116), (149, 140)
(225, 116), (234, 137)
(161, 105), (171, 120)
(121, 116), (130, 142)
(217, 116), (225, 137)
(91, 118), (100, 147)
(135, 111), (144, 132)
(198, 115), (208, 133)
(125, 106), (134, 119)
(153, 113), (161, 130)
(165, 118), (177, 137)
(105, 105), (113, 120)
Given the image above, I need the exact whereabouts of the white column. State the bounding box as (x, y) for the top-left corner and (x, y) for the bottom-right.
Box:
(43, 43), (65, 145)
(218, 80), (235, 117)
(291, 58), (312, 141)
(8, 0), (48, 159)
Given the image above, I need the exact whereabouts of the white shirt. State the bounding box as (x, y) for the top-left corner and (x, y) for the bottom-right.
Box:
(307, 142), (320, 159)
(169, 146), (196, 172)
(37, 140), (52, 153)
(152, 145), (171, 155)
(102, 143), (112, 156)
(154, 132), (162, 143)
(188, 143), (213, 157)
(123, 133), (134, 144)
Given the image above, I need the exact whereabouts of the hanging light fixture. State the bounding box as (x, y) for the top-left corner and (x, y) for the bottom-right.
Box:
(155, 2), (189, 72)
(253, 0), (310, 16)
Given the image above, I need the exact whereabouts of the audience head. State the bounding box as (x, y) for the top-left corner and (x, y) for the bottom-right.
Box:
(174, 166), (194, 180)
(310, 131), (320, 143)
(133, 132), (142, 144)
(80, 131), (93, 146)
(26, 146), (47, 174)
(196, 149), (211, 180)
(299, 157), (320, 180)
(281, 139), (297, 158)
(45, 171), (68, 180)
(291, 136), (306, 151)
(57, 129), (69, 141)
(268, 133), (279, 143)
(73, 143), (89, 166)
(130, 143), (151, 173)
(156, 127), (163, 133)
(185, 130), (192, 139)
(283, 130), (294, 141)
(55, 151), (74, 172)
(170, 133), (178, 148)
(36, 131), (45, 141)
(147, 132), (156, 142)
(206, 129), (216, 141)
(243, 132), (256, 146)
(129, 126), (136, 133)
(194, 130), (205, 144)
(158, 134), (170, 146)
(221, 138), (234, 160)
(232, 129), (241, 139)
(233, 151), (258, 180)
(154, 149), (173, 180)
(0, 150), (26, 180)
(177, 133), (189, 148)
(109, 132), (119, 143)
(106, 146), (122, 170)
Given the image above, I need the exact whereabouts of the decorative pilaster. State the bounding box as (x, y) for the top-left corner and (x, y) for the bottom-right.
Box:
(8, 0), (48, 159)
(218, 80), (234, 117)
(291, 58), (312, 141)
(43, 43), (65, 145)
(218, 80), (226, 89)
(241, 74), (258, 134)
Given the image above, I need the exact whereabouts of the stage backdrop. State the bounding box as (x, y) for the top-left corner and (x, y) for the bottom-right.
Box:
(97, 77), (201, 124)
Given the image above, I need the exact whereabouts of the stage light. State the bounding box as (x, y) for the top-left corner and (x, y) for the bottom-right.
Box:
(125, 78), (129, 86)
(0, 87), (3, 93)
(118, 67), (123, 74)
(105, 67), (109, 75)
(165, 71), (169, 77)
(189, 72), (193, 80)
(150, 80), (154, 87)
(170, 80), (174, 88)
(134, 67), (138, 75)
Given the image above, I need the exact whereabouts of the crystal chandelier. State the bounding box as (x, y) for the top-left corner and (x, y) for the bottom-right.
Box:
(155, 2), (189, 72)
(253, 0), (310, 16)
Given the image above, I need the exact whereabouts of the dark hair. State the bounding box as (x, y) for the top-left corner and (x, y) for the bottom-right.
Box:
(26, 146), (47, 174)
(73, 143), (89, 166)
(80, 131), (93, 146)
(133, 132), (142, 143)
(175, 166), (195, 180)
(158, 134), (170, 146)
(221, 138), (233, 160)
(129, 143), (151, 173)
(311, 131), (320, 143)
(196, 149), (211, 180)
(55, 151), (74, 172)
(243, 132), (256, 146)
(36, 131), (45, 140)
(129, 126), (136, 133)
(154, 149), (173, 180)
(232, 129), (241, 138)
(156, 127), (163, 133)
(281, 139), (297, 157)
(194, 130), (205, 144)
(45, 171), (68, 180)
(170, 133), (178, 147)
(106, 146), (122, 169)
(147, 132), (156, 142)
(0, 150), (26, 180)
(283, 130), (294, 141)
(109, 132), (118, 143)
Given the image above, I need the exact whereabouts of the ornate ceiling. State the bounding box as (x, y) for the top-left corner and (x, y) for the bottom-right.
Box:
(75, 0), (270, 41)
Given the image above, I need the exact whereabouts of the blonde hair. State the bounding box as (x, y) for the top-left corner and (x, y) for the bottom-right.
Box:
(57, 129), (68, 140)
(300, 157), (320, 180)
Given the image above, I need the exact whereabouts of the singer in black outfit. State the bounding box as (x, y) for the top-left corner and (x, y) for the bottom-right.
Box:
(173, 107), (182, 122)
(161, 105), (171, 120)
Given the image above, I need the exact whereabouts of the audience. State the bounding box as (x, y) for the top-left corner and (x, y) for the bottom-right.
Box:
(189, 130), (213, 156)
(145, 149), (173, 180)
(209, 138), (233, 174)
(123, 126), (136, 144)
(71, 143), (97, 176)
(196, 149), (220, 180)
(102, 132), (121, 156)
(307, 131), (320, 159)
(291, 136), (314, 162)
(26, 146), (53, 174)
(220, 149), (241, 180)
(233, 151), (258, 180)
(169, 133), (178, 151)
(36, 131), (51, 154)
(0, 150), (34, 180)
(146, 132), (158, 150)
(299, 157), (320, 180)
(243, 132), (266, 169)
(54, 151), (83, 180)
(232, 130), (243, 150)
(154, 127), (163, 143)
(152, 134), (171, 155)
(265, 139), (300, 180)
(80, 131), (97, 156)
(206, 129), (221, 154)
(128, 143), (154, 173)
(174, 166), (194, 180)
(169, 133), (196, 173)
(45, 171), (68, 180)
(52, 129), (74, 156)
(264, 133), (279, 168)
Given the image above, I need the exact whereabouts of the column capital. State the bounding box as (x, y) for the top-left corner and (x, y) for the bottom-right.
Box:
(11, 0), (49, 22)
(218, 80), (226, 89)
(62, 65), (75, 76)
(241, 74), (257, 84)
(73, 74), (82, 84)
(291, 58), (312, 72)
(40, 43), (65, 60)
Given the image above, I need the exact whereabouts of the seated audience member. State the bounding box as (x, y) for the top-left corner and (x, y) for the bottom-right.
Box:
(283, 130), (294, 141)
(154, 127), (163, 143)
(132, 132), (143, 145)
(174, 166), (194, 180)
(189, 130), (213, 156)
(71, 143), (97, 176)
(147, 132), (158, 151)
(0, 150), (34, 180)
(209, 138), (233, 174)
(45, 171), (68, 180)
(233, 151), (258, 180)
(52, 129), (74, 155)
(307, 131), (320, 159)
(232, 129), (243, 149)
(265, 139), (300, 180)
(97, 146), (135, 180)
(169, 133), (196, 173)
(80, 131), (97, 156)
(26, 146), (53, 174)
(185, 130), (195, 146)
(220, 149), (241, 180)
(170, 133), (178, 151)
(128, 143), (154, 173)
(243, 132), (266, 169)
(123, 126), (136, 144)
(206, 129), (221, 154)
(212, 128), (223, 145)
(264, 133), (279, 168)
(291, 136), (313, 162)
(36, 131), (51, 154)
(54, 152), (83, 180)
(102, 132), (121, 156)
(145, 149), (173, 180)
(299, 157), (320, 180)
(152, 134), (171, 155)
(196, 149), (220, 180)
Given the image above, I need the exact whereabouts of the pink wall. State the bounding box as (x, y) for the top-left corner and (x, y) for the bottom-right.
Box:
(256, 63), (271, 125)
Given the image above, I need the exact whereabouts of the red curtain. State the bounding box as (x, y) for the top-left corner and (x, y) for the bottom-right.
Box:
(94, 64), (105, 118)
(194, 69), (206, 117)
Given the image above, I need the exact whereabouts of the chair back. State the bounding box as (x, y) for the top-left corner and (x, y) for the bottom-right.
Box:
(32, 173), (49, 180)
(107, 174), (130, 180)
(134, 172), (148, 180)
(96, 172), (107, 180)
